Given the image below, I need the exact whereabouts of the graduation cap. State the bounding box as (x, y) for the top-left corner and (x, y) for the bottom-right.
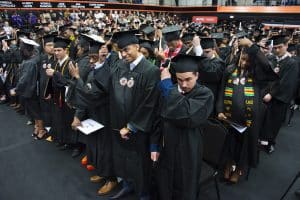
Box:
(17, 29), (32, 39)
(89, 39), (105, 54)
(181, 32), (195, 43)
(235, 31), (248, 39)
(211, 32), (224, 40)
(200, 38), (215, 49)
(42, 33), (56, 44)
(19, 37), (40, 47)
(78, 34), (92, 49)
(59, 23), (76, 32)
(162, 25), (182, 42)
(54, 37), (71, 48)
(139, 39), (155, 55)
(269, 34), (287, 46)
(142, 26), (155, 35)
(114, 30), (139, 49)
(254, 33), (268, 43)
(171, 54), (204, 73)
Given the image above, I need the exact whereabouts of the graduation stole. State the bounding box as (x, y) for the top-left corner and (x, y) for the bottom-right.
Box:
(161, 40), (183, 67)
(223, 68), (255, 127)
(54, 58), (70, 107)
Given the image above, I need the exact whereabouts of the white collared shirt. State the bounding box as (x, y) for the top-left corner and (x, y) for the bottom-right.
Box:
(130, 54), (144, 71)
(94, 61), (105, 70)
(276, 52), (291, 62)
(178, 85), (185, 94)
(58, 55), (69, 66)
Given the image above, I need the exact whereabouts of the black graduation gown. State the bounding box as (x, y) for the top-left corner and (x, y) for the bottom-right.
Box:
(157, 83), (214, 200)
(261, 55), (299, 144)
(39, 53), (56, 127)
(75, 53), (90, 83)
(216, 45), (279, 168)
(73, 61), (113, 176)
(51, 57), (76, 144)
(110, 57), (160, 195)
(15, 54), (41, 119)
(198, 56), (225, 102)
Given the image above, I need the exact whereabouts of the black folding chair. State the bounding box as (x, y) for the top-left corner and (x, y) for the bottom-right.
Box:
(200, 118), (228, 200)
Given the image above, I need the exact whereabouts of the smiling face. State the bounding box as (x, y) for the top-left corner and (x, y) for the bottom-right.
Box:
(120, 44), (140, 63)
(176, 72), (198, 93)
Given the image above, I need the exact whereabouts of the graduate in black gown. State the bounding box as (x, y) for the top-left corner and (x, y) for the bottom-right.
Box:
(216, 38), (278, 183)
(69, 37), (118, 195)
(39, 34), (56, 128)
(157, 54), (214, 200)
(11, 37), (46, 139)
(260, 35), (299, 153)
(108, 31), (160, 200)
(198, 37), (225, 113)
(45, 37), (76, 151)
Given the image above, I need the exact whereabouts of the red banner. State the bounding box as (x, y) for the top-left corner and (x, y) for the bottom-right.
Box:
(192, 16), (218, 24)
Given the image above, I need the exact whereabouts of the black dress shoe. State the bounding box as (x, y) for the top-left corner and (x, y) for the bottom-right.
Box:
(71, 148), (82, 158)
(295, 189), (300, 198)
(267, 144), (275, 154)
(109, 187), (133, 199)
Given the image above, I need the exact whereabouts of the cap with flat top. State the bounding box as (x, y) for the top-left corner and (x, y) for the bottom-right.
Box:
(139, 39), (155, 55)
(162, 25), (182, 42)
(142, 26), (155, 35)
(171, 54), (204, 73)
(54, 37), (71, 48)
(89, 39), (105, 54)
(181, 32), (195, 43)
(19, 37), (40, 47)
(114, 30), (139, 49)
(270, 34), (288, 46)
(200, 38), (215, 49)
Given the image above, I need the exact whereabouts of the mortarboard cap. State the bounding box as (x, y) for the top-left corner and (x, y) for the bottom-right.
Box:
(162, 25), (182, 42)
(139, 39), (155, 55)
(270, 34), (287, 46)
(42, 33), (56, 44)
(54, 37), (71, 48)
(181, 32), (195, 43)
(89, 39), (105, 54)
(142, 26), (155, 35)
(235, 31), (248, 39)
(211, 32), (224, 39)
(114, 30), (139, 49)
(19, 37), (40, 47)
(200, 38), (215, 49)
(17, 29), (32, 39)
(171, 54), (204, 73)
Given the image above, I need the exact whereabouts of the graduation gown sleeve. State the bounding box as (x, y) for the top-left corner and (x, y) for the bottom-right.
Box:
(161, 83), (214, 128)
